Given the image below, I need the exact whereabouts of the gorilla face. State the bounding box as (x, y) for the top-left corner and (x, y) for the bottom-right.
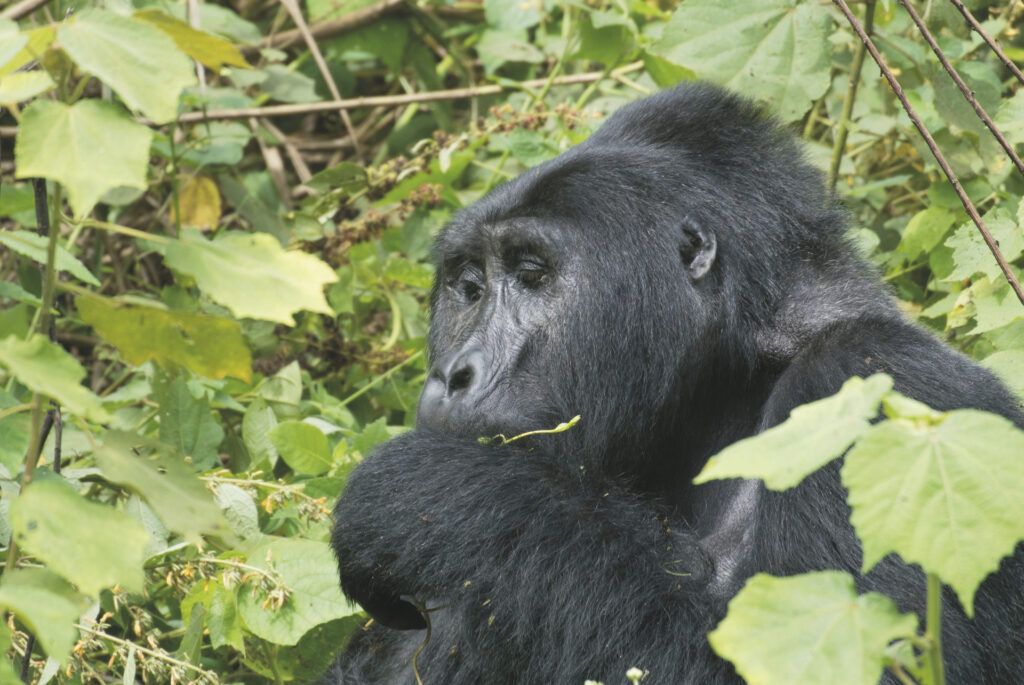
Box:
(416, 216), (582, 440)
(416, 151), (721, 465)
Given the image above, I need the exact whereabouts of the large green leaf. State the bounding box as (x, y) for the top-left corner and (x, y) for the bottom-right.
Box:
(0, 569), (89, 662)
(57, 9), (196, 124)
(94, 431), (230, 543)
(981, 350), (1024, 401)
(238, 538), (361, 645)
(133, 9), (249, 70)
(182, 579), (244, 650)
(14, 99), (152, 217)
(267, 421), (332, 476)
(0, 70), (54, 104)
(943, 209), (1024, 282)
(0, 230), (100, 286)
(164, 230), (338, 325)
(11, 480), (149, 595)
(843, 410), (1024, 615)
(709, 571), (918, 685)
(655, 0), (831, 121)
(694, 375), (892, 490)
(0, 335), (111, 422)
(77, 295), (252, 382)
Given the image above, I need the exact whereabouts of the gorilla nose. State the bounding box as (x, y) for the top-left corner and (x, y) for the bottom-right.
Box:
(435, 347), (486, 397)
(417, 346), (489, 429)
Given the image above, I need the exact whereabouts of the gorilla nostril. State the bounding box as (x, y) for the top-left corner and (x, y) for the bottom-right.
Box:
(448, 367), (474, 393)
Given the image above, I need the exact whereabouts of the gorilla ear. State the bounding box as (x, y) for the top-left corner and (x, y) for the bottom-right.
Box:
(679, 219), (716, 280)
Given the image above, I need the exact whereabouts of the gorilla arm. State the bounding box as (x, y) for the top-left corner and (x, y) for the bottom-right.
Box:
(331, 429), (720, 675)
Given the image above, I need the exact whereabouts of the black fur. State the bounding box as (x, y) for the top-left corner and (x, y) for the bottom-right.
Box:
(327, 84), (1024, 684)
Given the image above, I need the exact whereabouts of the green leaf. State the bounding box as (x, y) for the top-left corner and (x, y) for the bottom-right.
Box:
(709, 571), (918, 685)
(896, 206), (956, 261)
(267, 421), (332, 476)
(238, 538), (361, 645)
(476, 30), (544, 74)
(655, 0), (832, 121)
(504, 128), (559, 168)
(242, 397), (280, 469)
(182, 579), (244, 650)
(57, 9), (196, 124)
(14, 99), (153, 217)
(133, 9), (249, 70)
(304, 162), (368, 195)
(11, 479), (149, 595)
(0, 569), (89, 662)
(77, 295), (252, 382)
(0, 335), (111, 422)
(0, 26), (54, 79)
(0, 70), (54, 104)
(157, 376), (225, 472)
(943, 209), (1024, 282)
(94, 431), (230, 543)
(843, 409), (1024, 615)
(694, 375), (892, 490)
(0, 19), (27, 70)
(485, 0), (541, 31)
(213, 482), (261, 541)
(0, 230), (100, 286)
(981, 350), (1024, 401)
(641, 51), (695, 88)
(164, 230), (338, 325)
(572, 14), (635, 67)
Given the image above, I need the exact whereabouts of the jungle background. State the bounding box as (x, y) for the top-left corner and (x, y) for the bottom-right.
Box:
(0, 0), (1023, 682)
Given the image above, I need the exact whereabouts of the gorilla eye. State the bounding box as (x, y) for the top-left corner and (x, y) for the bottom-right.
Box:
(516, 260), (548, 289)
(449, 266), (485, 303)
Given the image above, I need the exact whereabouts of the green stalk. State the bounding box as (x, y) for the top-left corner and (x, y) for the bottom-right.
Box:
(925, 572), (947, 685)
(829, 0), (876, 191)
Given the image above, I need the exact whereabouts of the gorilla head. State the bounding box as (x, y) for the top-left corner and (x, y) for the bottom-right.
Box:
(416, 84), (853, 478)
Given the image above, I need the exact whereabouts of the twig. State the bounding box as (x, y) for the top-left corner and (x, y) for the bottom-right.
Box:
(172, 63), (643, 123)
(0, 0), (49, 20)
(261, 118), (312, 182)
(899, 0), (1024, 177)
(278, 0), (363, 160)
(251, 0), (406, 52)
(829, 0), (876, 191)
(948, 0), (1024, 87)
(250, 118), (293, 211)
(832, 0), (1024, 306)
(74, 622), (218, 680)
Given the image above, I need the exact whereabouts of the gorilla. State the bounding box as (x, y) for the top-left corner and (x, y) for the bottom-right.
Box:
(328, 84), (1024, 684)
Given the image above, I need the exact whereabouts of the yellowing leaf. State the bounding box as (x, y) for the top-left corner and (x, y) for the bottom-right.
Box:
(133, 9), (249, 70)
(77, 295), (251, 382)
(164, 229), (338, 325)
(0, 70), (55, 104)
(709, 571), (918, 685)
(844, 410), (1024, 615)
(0, 335), (111, 422)
(695, 375), (892, 490)
(171, 175), (222, 230)
(0, 19), (27, 71)
(14, 99), (152, 217)
(11, 480), (149, 595)
(0, 26), (54, 79)
(58, 9), (196, 124)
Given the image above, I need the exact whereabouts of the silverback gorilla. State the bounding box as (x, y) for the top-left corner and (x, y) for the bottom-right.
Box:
(327, 84), (1024, 684)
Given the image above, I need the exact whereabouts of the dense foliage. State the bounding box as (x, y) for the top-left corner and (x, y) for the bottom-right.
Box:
(0, 0), (1022, 683)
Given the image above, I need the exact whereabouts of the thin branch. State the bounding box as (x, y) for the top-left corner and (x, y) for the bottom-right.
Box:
(948, 0), (1024, 87)
(900, 0), (1024, 178)
(832, 0), (1024, 306)
(173, 62), (643, 124)
(829, 0), (876, 190)
(278, 0), (363, 160)
(0, 0), (49, 20)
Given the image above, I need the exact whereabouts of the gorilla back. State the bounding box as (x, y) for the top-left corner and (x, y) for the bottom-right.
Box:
(328, 84), (1024, 684)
